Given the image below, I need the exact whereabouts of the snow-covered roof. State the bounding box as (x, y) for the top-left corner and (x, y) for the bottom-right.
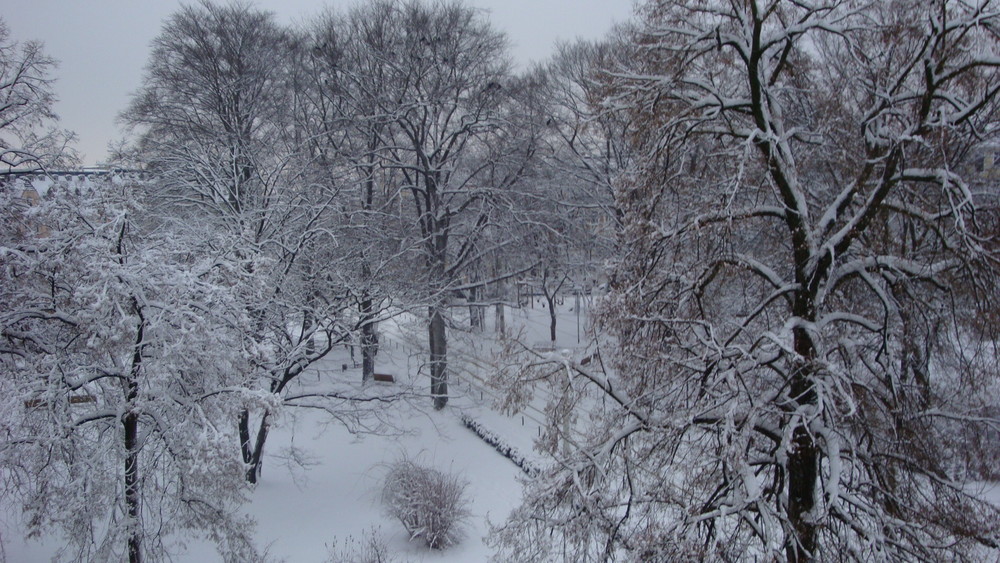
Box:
(2, 168), (147, 197)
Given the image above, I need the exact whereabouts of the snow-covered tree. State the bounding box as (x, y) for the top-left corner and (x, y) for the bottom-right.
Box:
(493, 1), (1000, 561)
(295, 8), (419, 383)
(0, 175), (260, 562)
(122, 1), (384, 484)
(500, 38), (635, 348)
(120, 0), (292, 227)
(537, 37), (634, 250)
(324, 0), (532, 409)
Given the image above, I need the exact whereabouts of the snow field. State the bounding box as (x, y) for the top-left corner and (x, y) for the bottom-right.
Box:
(2, 301), (591, 562)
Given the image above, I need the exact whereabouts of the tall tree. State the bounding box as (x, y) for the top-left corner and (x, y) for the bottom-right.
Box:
(539, 38), (634, 249)
(123, 1), (362, 484)
(298, 7), (415, 383)
(506, 38), (634, 348)
(339, 0), (528, 409)
(494, 1), (1000, 561)
(121, 0), (290, 227)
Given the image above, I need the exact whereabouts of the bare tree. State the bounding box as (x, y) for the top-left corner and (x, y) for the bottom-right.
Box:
(337, 0), (529, 409)
(494, 1), (1000, 561)
(540, 38), (635, 245)
(298, 8), (416, 383)
(0, 18), (77, 172)
(504, 38), (635, 349)
(121, 0), (291, 226)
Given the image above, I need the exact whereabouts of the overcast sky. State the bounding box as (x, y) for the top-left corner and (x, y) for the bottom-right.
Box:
(4, 0), (635, 166)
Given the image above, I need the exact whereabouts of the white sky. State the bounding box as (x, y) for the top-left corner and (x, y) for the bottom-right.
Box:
(4, 0), (635, 166)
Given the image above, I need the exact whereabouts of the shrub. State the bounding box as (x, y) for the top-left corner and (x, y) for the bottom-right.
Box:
(381, 459), (471, 549)
(326, 527), (395, 563)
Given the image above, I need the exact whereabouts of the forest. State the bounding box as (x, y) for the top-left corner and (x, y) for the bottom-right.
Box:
(2, 0), (1000, 561)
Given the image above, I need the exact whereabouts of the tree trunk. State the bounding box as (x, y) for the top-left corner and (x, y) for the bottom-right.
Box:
(495, 301), (505, 336)
(494, 275), (506, 336)
(893, 284), (933, 410)
(238, 409), (270, 484)
(786, 415), (818, 561)
(429, 306), (448, 410)
(361, 321), (378, 382)
(124, 310), (145, 563)
(540, 268), (564, 345)
(303, 255), (316, 356)
(786, 321), (818, 562)
(545, 292), (557, 344)
(247, 412), (270, 484)
(359, 256), (378, 382)
(303, 307), (315, 356)
(124, 405), (141, 563)
(360, 295), (378, 382)
(468, 284), (483, 331)
(239, 409), (252, 466)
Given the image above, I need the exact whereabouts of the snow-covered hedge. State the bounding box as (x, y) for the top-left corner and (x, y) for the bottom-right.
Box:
(459, 414), (538, 477)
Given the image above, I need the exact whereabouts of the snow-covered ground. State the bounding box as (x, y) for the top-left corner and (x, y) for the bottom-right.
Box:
(2, 300), (592, 562)
(3, 400), (526, 562)
(6, 298), (998, 562)
(209, 402), (524, 562)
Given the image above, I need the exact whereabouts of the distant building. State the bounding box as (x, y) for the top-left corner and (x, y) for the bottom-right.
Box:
(964, 145), (1000, 180)
(1, 167), (147, 238)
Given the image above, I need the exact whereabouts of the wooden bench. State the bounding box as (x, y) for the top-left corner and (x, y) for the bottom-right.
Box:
(24, 394), (96, 408)
(372, 373), (395, 383)
(532, 341), (556, 352)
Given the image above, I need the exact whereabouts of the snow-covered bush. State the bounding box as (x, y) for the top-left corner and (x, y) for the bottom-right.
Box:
(381, 459), (470, 549)
(459, 414), (538, 476)
(326, 527), (395, 563)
